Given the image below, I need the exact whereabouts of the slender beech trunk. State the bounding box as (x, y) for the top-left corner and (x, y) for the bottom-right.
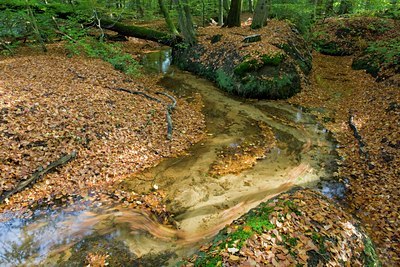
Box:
(219, 0), (224, 26)
(251, 0), (268, 29)
(158, 0), (179, 35)
(174, 0), (196, 45)
(248, 0), (253, 13)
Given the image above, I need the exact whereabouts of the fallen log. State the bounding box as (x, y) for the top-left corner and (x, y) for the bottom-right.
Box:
(0, 151), (77, 203)
(101, 19), (182, 47)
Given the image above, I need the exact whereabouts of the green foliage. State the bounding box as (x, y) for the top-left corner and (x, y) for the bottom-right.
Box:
(216, 69), (235, 92)
(66, 37), (141, 76)
(363, 236), (382, 267)
(246, 216), (274, 234)
(353, 37), (400, 76)
(366, 37), (400, 67)
(269, 1), (314, 33)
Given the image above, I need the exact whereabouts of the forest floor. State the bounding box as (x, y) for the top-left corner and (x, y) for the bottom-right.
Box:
(0, 44), (205, 217)
(0, 20), (399, 265)
(289, 52), (400, 265)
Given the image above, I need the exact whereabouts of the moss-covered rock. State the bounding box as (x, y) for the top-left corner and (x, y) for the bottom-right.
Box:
(172, 20), (312, 99)
(184, 188), (380, 267)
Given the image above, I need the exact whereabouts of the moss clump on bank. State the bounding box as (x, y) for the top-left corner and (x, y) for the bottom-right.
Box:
(173, 20), (311, 99)
(352, 37), (400, 84)
(184, 188), (380, 267)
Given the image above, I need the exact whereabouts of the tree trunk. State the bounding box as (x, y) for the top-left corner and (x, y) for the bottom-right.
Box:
(26, 2), (47, 52)
(338, 0), (353, 15)
(248, 0), (253, 13)
(219, 0), (224, 26)
(223, 0), (230, 13)
(325, 0), (334, 16)
(225, 0), (242, 27)
(158, 0), (179, 35)
(251, 0), (268, 29)
(101, 19), (182, 46)
(174, 0), (196, 45)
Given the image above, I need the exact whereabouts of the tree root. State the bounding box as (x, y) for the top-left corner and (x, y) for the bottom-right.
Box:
(0, 151), (77, 203)
(349, 112), (369, 160)
(112, 87), (177, 140)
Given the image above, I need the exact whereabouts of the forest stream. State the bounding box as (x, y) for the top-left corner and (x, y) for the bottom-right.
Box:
(0, 48), (343, 266)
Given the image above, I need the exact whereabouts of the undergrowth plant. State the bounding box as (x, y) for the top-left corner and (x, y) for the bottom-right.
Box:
(61, 15), (141, 77)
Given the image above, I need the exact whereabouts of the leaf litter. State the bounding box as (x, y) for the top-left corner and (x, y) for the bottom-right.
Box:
(0, 44), (205, 215)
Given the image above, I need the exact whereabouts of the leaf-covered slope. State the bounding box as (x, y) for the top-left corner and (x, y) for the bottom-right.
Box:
(0, 45), (205, 211)
(185, 188), (379, 267)
(289, 53), (399, 266)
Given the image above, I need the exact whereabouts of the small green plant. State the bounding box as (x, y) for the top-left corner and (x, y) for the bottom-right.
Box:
(65, 37), (141, 76)
(246, 217), (274, 234)
(216, 69), (234, 92)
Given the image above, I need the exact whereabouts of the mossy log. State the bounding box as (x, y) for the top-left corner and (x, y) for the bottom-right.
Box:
(101, 19), (182, 46)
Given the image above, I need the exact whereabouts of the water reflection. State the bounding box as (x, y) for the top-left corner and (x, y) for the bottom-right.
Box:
(141, 48), (172, 74)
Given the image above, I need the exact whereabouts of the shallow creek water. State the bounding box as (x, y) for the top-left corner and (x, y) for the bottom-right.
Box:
(0, 48), (343, 266)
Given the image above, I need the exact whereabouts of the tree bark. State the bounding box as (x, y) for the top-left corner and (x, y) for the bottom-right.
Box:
(158, 0), (179, 35)
(248, 0), (253, 13)
(174, 0), (196, 45)
(219, 0), (224, 26)
(251, 0), (268, 29)
(325, 0), (334, 16)
(225, 0), (242, 27)
(101, 19), (182, 46)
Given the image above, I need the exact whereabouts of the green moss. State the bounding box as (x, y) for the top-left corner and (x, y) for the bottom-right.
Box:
(215, 69), (235, 93)
(225, 227), (253, 249)
(193, 252), (222, 267)
(233, 59), (259, 76)
(261, 53), (284, 66)
(246, 217), (274, 234)
(363, 236), (381, 267)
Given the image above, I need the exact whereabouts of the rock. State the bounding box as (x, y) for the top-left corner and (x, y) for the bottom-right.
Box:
(243, 34), (261, 43)
(210, 34), (223, 44)
(173, 20), (312, 99)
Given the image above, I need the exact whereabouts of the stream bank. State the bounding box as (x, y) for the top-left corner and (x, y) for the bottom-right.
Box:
(0, 45), (349, 266)
(289, 52), (399, 266)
